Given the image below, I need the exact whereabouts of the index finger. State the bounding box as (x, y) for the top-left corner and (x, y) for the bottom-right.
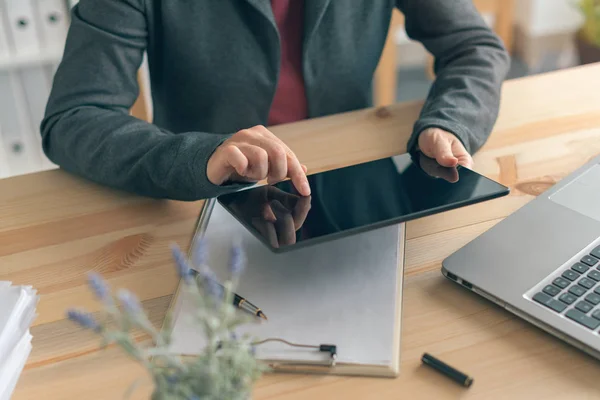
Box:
(286, 153), (311, 196)
(256, 126), (310, 196)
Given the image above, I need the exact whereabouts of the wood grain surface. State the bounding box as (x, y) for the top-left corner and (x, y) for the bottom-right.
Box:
(3, 63), (600, 399)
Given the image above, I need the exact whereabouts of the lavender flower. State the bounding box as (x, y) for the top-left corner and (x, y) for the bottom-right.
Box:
(67, 240), (264, 399)
(87, 272), (112, 303)
(192, 238), (209, 267)
(67, 309), (101, 332)
(171, 244), (193, 283)
(199, 267), (223, 301)
(117, 289), (143, 316)
(229, 242), (245, 277)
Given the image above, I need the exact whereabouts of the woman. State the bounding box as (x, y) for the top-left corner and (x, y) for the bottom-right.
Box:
(41, 0), (509, 201)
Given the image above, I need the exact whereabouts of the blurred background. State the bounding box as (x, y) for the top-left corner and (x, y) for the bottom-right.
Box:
(0, 0), (598, 180)
(390, 0), (598, 103)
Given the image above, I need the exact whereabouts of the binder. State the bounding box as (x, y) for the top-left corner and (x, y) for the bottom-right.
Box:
(0, 126), (10, 179)
(0, 9), (9, 59)
(34, 0), (69, 52)
(166, 199), (406, 377)
(19, 66), (55, 170)
(4, 0), (41, 56)
(0, 70), (42, 176)
(0, 282), (39, 400)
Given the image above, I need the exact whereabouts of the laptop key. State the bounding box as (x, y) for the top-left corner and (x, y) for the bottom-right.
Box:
(595, 286), (600, 296)
(584, 293), (600, 305)
(582, 255), (599, 266)
(562, 270), (581, 281)
(552, 277), (570, 289)
(569, 285), (587, 297)
(593, 310), (600, 321)
(575, 301), (594, 313)
(543, 285), (561, 297)
(588, 270), (600, 281)
(578, 277), (596, 290)
(559, 293), (577, 305)
(591, 245), (600, 260)
(533, 292), (567, 313)
(566, 309), (600, 330)
(572, 263), (590, 274)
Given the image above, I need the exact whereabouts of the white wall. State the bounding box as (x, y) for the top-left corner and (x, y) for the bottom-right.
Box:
(514, 0), (585, 72)
(394, 0), (586, 71)
(516, 0), (583, 36)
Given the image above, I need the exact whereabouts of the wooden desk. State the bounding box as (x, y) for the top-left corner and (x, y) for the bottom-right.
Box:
(3, 63), (600, 399)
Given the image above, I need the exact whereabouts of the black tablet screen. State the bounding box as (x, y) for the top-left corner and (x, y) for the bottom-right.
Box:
(217, 153), (509, 252)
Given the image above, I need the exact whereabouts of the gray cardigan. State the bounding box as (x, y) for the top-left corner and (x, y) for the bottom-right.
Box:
(41, 0), (510, 201)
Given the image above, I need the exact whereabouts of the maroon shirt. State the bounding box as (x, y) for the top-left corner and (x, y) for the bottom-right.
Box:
(268, 0), (308, 126)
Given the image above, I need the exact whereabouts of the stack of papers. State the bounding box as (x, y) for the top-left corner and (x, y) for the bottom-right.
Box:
(0, 282), (39, 400)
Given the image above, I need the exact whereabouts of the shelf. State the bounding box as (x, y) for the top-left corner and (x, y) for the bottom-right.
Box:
(0, 50), (62, 71)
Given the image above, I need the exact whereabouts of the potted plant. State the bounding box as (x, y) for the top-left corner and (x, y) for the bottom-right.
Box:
(575, 0), (600, 64)
(66, 240), (265, 400)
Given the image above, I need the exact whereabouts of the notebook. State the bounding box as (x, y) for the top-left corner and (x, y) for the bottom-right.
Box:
(165, 199), (406, 377)
(0, 282), (39, 400)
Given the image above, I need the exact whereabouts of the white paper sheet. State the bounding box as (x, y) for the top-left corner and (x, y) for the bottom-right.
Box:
(169, 202), (403, 367)
(0, 330), (32, 400)
(0, 282), (38, 400)
(0, 285), (37, 360)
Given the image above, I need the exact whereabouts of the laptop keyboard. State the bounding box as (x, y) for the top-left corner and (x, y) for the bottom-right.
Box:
(531, 244), (600, 331)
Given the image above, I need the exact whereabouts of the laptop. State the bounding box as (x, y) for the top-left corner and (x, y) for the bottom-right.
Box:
(442, 154), (600, 359)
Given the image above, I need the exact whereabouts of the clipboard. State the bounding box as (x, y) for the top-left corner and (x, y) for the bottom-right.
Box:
(163, 198), (406, 378)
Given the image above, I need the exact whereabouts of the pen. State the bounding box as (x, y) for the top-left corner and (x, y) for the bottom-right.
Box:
(192, 272), (267, 320)
(421, 353), (473, 387)
(233, 290), (268, 320)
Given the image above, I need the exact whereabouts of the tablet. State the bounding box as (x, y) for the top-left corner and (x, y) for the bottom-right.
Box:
(217, 152), (509, 253)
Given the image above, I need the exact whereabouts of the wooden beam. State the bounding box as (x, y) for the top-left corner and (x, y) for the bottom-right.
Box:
(130, 70), (150, 122)
(373, 10), (404, 106)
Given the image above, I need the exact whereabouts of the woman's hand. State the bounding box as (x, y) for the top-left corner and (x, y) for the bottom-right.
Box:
(207, 125), (311, 196)
(417, 128), (474, 169)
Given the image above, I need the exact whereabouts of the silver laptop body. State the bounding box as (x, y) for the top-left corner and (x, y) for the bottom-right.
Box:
(443, 154), (600, 359)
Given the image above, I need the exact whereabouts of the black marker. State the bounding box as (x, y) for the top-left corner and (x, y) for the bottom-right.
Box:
(421, 353), (473, 387)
